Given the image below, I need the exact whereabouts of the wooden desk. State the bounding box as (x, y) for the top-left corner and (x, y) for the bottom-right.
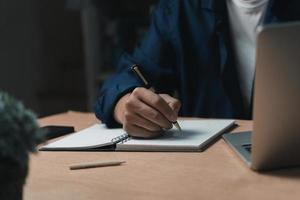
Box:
(24, 111), (300, 200)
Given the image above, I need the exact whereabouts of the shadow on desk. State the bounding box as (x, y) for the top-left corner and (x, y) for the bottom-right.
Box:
(262, 167), (300, 179)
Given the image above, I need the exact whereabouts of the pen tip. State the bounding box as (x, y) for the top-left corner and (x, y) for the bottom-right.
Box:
(174, 122), (182, 131)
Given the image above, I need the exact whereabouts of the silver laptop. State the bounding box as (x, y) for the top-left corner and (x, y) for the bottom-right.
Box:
(223, 22), (300, 171)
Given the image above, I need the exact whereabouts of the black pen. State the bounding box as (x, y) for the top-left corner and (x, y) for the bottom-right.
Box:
(131, 64), (182, 131)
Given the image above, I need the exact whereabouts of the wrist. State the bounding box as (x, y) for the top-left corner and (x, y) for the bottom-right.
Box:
(114, 93), (131, 124)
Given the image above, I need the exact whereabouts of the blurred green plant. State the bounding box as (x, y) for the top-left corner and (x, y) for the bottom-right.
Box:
(0, 92), (46, 199)
(0, 91), (45, 173)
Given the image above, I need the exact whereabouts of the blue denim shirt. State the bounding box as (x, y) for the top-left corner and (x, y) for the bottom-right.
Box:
(95, 0), (300, 128)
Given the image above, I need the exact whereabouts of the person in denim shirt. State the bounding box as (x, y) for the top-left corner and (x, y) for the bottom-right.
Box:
(95, 0), (300, 138)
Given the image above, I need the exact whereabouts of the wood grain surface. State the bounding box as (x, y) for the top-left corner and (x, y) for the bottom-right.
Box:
(23, 111), (300, 200)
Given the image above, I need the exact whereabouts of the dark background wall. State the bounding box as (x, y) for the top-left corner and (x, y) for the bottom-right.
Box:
(0, 0), (47, 114)
(0, 0), (85, 116)
(0, 0), (157, 117)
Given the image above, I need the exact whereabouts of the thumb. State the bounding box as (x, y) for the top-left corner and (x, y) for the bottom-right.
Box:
(159, 94), (181, 116)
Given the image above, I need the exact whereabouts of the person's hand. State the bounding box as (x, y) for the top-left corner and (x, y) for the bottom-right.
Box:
(114, 87), (181, 138)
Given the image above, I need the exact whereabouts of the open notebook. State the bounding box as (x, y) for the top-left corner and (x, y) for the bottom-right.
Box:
(39, 119), (235, 152)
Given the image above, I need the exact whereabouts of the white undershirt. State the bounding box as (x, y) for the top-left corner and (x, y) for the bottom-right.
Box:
(227, 0), (268, 110)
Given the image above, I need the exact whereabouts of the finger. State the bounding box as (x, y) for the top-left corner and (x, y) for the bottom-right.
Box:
(159, 94), (181, 114)
(138, 103), (173, 129)
(123, 123), (162, 138)
(132, 87), (176, 122)
(126, 111), (162, 132)
(126, 98), (172, 130)
(135, 114), (164, 132)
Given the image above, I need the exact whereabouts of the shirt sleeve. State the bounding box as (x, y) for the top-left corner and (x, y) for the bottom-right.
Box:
(94, 0), (178, 128)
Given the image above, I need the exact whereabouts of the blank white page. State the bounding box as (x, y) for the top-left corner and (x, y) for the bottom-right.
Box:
(39, 124), (124, 151)
(116, 119), (235, 151)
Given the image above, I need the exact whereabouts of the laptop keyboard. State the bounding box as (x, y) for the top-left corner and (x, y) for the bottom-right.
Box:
(242, 144), (252, 153)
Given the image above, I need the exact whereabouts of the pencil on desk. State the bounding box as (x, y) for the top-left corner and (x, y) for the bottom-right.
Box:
(69, 161), (126, 170)
(131, 64), (182, 131)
